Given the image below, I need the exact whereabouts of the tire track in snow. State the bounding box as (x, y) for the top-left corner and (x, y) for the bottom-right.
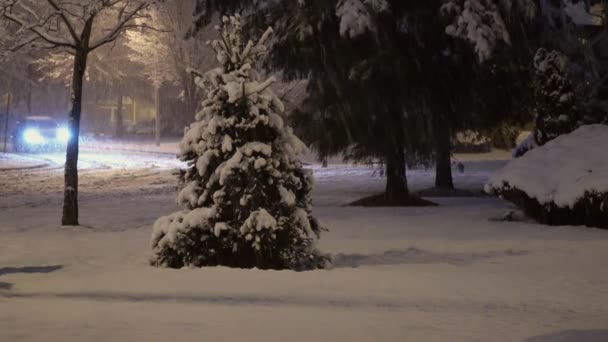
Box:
(1, 291), (598, 322)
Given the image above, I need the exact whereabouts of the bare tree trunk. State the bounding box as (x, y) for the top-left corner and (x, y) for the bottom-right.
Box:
(154, 85), (161, 147)
(3, 93), (10, 153)
(385, 147), (409, 202)
(115, 94), (124, 138)
(62, 49), (88, 226)
(434, 116), (454, 189)
(26, 85), (32, 115)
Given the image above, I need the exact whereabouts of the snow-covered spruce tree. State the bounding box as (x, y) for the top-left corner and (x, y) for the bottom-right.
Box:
(150, 15), (328, 271)
(533, 48), (581, 146)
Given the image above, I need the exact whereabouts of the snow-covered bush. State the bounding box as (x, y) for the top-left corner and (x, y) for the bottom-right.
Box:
(454, 130), (492, 153)
(533, 48), (582, 146)
(150, 15), (329, 270)
(486, 125), (608, 229)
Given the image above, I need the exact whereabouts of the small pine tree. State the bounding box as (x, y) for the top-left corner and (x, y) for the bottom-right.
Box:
(150, 15), (328, 271)
(533, 48), (581, 145)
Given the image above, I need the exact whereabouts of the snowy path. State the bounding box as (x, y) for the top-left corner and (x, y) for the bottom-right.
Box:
(1, 149), (607, 341)
(0, 153), (51, 171)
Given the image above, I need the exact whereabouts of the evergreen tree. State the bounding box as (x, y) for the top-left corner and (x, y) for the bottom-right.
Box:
(193, 0), (539, 197)
(193, 0), (435, 205)
(279, 0), (538, 193)
(533, 48), (581, 145)
(150, 16), (328, 270)
(535, 0), (608, 129)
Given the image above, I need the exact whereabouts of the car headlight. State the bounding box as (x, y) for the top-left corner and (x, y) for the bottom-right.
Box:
(56, 127), (71, 143)
(23, 129), (45, 144)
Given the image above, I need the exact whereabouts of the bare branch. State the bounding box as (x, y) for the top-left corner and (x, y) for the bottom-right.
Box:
(1, 0), (77, 49)
(89, 1), (149, 51)
(45, 0), (80, 44)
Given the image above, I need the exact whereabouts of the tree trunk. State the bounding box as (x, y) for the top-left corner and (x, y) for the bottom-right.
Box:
(154, 85), (161, 147)
(385, 148), (409, 202)
(62, 49), (88, 226)
(115, 94), (124, 138)
(185, 75), (199, 119)
(26, 85), (32, 115)
(434, 116), (454, 189)
(3, 93), (10, 153)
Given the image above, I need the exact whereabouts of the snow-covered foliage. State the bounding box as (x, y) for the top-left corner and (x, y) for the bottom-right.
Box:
(454, 130), (492, 153)
(491, 124), (608, 207)
(487, 125), (608, 228)
(335, 0), (389, 38)
(533, 48), (581, 145)
(0, 0), (155, 52)
(150, 15), (328, 270)
(441, 0), (536, 61)
(441, 0), (510, 61)
(456, 130), (490, 145)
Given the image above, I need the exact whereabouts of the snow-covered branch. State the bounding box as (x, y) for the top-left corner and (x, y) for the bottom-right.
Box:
(0, 0), (155, 52)
(1, 0), (77, 49)
(441, 0), (536, 62)
(89, 1), (150, 50)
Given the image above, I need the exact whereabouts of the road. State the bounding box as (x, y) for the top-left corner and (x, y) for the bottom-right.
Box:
(0, 149), (183, 205)
(0, 149), (180, 173)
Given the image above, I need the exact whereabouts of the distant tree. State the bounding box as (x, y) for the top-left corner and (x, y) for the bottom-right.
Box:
(0, 22), (41, 117)
(128, 0), (217, 129)
(34, 39), (151, 138)
(1, 0), (156, 225)
(192, 0), (539, 196)
(196, 1), (438, 205)
(503, 0), (608, 152)
(151, 16), (328, 270)
(539, 0), (608, 125)
(532, 48), (582, 145)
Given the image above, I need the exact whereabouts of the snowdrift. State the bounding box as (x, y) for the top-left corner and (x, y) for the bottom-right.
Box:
(486, 125), (608, 229)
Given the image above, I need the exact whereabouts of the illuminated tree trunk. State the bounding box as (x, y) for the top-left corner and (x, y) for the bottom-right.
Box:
(62, 20), (93, 226)
(155, 85), (161, 146)
(115, 94), (124, 138)
(26, 86), (32, 115)
(3, 93), (10, 153)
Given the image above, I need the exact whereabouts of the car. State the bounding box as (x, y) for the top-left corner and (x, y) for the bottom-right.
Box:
(12, 116), (71, 153)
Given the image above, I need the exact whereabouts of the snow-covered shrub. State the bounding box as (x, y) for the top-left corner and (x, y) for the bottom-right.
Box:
(486, 125), (608, 229)
(453, 130), (492, 153)
(150, 15), (329, 270)
(533, 48), (582, 146)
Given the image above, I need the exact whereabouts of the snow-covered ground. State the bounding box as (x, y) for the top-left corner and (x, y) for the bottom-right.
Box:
(0, 153), (50, 171)
(1, 146), (607, 342)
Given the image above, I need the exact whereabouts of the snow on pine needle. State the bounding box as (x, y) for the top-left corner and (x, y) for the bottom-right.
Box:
(441, 0), (535, 62)
(150, 14), (329, 271)
(335, 0), (389, 38)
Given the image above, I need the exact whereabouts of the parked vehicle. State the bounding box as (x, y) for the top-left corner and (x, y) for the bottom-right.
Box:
(12, 116), (71, 153)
